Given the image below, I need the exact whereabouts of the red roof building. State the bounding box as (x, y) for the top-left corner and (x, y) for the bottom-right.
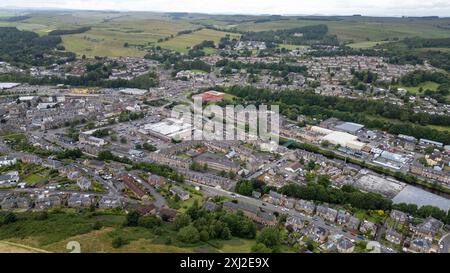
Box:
(193, 91), (225, 102)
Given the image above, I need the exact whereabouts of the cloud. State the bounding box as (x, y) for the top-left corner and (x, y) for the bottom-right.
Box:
(1, 0), (449, 16)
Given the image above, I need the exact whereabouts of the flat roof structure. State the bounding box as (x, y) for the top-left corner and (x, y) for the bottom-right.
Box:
(322, 131), (358, 147)
(335, 122), (365, 134)
(393, 185), (450, 212)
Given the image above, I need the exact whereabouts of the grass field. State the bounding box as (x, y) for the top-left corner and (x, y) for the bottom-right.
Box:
(62, 19), (195, 57)
(157, 28), (240, 53)
(213, 238), (254, 253)
(23, 174), (48, 185)
(0, 241), (49, 253)
(233, 17), (450, 43)
(277, 44), (309, 50)
(42, 227), (196, 253)
(0, 11), (195, 57)
(395, 81), (440, 94)
(2, 11), (450, 57)
(427, 125), (450, 133)
(0, 214), (254, 253)
(347, 41), (390, 49)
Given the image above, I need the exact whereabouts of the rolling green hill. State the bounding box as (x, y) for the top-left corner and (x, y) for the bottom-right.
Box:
(0, 10), (449, 57)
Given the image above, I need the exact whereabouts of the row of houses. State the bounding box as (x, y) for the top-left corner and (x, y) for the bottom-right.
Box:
(0, 193), (123, 210)
(266, 192), (379, 236)
(223, 200), (277, 226)
(179, 169), (234, 190)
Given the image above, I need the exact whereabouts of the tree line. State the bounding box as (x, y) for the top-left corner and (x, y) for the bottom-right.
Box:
(241, 24), (338, 46)
(219, 85), (450, 144)
(0, 27), (75, 67)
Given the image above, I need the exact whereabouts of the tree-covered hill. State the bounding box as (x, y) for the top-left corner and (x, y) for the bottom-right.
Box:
(0, 27), (75, 67)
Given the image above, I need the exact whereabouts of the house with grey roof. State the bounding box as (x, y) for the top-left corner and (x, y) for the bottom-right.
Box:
(77, 177), (92, 191)
(170, 186), (190, 201)
(68, 193), (95, 208)
(360, 220), (378, 237)
(202, 201), (217, 212)
(336, 210), (360, 231)
(295, 199), (315, 215)
(252, 191), (262, 199)
(308, 224), (330, 243)
(316, 204), (338, 222)
(99, 196), (123, 209)
(412, 217), (444, 240)
(223, 200), (276, 226)
(408, 237), (433, 253)
(268, 190), (286, 206)
(337, 238), (355, 253)
(385, 229), (402, 245)
(390, 209), (408, 224)
(286, 215), (306, 231)
(35, 194), (62, 209)
(0, 171), (19, 187)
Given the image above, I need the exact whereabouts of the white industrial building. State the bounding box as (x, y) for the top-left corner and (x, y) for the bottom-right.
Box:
(0, 82), (20, 90)
(0, 156), (17, 167)
(119, 88), (148, 96)
(311, 126), (366, 151)
(140, 118), (193, 141)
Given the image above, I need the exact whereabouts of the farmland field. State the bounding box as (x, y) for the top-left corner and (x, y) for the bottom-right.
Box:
(62, 19), (196, 57)
(347, 41), (390, 49)
(157, 28), (241, 53)
(1, 11), (450, 57)
(233, 17), (450, 43)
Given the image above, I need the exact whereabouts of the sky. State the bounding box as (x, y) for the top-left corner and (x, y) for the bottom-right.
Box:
(0, 0), (449, 17)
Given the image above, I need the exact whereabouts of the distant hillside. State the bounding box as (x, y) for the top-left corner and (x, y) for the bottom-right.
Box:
(0, 15), (30, 22)
(48, 26), (91, 36)
(0, 27), (75, 66)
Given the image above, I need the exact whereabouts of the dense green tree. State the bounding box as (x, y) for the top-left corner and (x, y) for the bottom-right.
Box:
(124, 210), (140, 227)
(251, 243), (273, 253)
(256, 227), (282, 253)
(177, 225), (200, 243)
(173, 214), (192, 230)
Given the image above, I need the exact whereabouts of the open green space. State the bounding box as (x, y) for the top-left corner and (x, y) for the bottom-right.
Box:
(23, 174), (48, 186)
(2, 11), (450, 57)
(157, 28), (240, 53)
(396, 81), (440, 94)
(347, 41), (390, 49)
(277, 44), (309, 50)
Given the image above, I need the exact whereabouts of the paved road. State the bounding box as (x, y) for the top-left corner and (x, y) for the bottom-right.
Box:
(129, 171), (167, 208)
(186, 181), (358, 239)
(185, 180), (396, 252)
(247, 157), (287, 180)
(439, 233), (450, 253)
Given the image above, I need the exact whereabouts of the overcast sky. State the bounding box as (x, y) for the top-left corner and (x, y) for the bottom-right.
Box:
(1, 0), (449, 17)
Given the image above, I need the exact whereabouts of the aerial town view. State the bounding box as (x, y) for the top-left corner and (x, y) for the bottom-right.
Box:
(0, 0), (449, 261)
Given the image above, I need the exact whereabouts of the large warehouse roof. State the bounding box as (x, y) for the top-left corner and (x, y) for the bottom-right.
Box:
(322, 131), (358, 147)
(335, 122), (365, 133)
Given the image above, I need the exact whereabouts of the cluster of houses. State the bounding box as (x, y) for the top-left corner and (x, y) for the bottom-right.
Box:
(147, 140), (259, 190)
(0, 192), (123, 210)
(223, 200), (277, 226)
(281, 117), (450, 189)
